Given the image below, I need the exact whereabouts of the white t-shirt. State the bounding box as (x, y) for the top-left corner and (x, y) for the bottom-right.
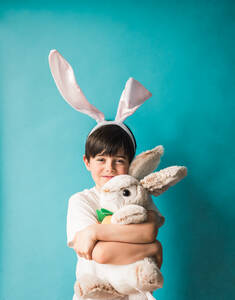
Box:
(67, 186), (164, 300)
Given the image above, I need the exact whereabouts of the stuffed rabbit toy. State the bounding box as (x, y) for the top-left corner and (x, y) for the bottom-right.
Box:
(74, 145), (187, 300)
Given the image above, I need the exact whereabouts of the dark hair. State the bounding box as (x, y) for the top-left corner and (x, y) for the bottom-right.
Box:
(85, 124), (137, 163)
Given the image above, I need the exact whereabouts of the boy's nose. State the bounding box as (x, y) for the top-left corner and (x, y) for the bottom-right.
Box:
(105, 160), (115, 172)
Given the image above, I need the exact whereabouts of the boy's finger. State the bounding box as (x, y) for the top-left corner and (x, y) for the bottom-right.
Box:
(68, 241), (74, 247)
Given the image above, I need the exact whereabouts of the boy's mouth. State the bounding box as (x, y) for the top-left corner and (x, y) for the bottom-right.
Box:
(102, 176), (114, 179)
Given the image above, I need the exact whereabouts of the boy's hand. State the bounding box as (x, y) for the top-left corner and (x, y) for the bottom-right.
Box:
(147, 210), (160, 241)
(154, 240), (163, 269)
(147, 212), (163, 268)
(69, 225), (97, 260)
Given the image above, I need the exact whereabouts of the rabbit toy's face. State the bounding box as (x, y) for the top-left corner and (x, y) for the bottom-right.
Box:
(100, 174), (148, 212)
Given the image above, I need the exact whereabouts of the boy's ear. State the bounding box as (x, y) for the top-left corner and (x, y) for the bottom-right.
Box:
(83, 155), (90, 171)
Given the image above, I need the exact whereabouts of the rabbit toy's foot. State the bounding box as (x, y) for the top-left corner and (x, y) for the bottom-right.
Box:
(74, 274), (125, 299)
(136, 258), (163, 291)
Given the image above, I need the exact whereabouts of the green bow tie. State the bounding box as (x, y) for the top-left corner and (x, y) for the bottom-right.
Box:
(96, 208), (113, 223)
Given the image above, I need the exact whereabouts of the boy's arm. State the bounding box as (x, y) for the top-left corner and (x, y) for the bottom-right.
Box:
(70, 211), (159, 260)
(93, 210), (159, 244)
(92, 240), (163, 268)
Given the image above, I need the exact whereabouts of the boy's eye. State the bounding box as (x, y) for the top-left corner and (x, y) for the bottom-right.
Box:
(95, 156), (127, 164)
(116, 159), (124, 164)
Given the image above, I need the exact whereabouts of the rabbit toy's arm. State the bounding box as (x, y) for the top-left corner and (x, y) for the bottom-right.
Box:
(111, 205), (148, 225)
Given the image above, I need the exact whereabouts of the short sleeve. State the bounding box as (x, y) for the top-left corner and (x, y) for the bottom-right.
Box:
(146, 195), (165, 228)
(66, 192), (98, 246)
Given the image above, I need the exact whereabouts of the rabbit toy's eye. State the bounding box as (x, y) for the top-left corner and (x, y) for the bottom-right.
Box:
(122, 189), (131, 197)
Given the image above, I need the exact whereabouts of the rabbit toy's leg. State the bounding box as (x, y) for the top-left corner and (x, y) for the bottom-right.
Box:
(113, 258), (162, 297)
(135, 258), (163, 292)
(74, 274), (125, 299)
(129, 294), (147, 300)
(129, 292), (156, 300)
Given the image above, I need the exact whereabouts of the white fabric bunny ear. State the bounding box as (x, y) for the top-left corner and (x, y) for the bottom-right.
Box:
(115, 77), (152, 123)
(49, 49), (105, 123)
(49, 49), (152, 136)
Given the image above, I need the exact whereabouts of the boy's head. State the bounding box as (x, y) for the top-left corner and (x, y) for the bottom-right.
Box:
(84, 124), (136, 164)
(83, 124), (137, 189)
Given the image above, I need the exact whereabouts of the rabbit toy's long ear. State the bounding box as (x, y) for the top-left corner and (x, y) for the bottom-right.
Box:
(129, 146), (164, 180)
(140, 166), (187, 196)
(49, 49), (105, 123)
(115, 77), (152, 123)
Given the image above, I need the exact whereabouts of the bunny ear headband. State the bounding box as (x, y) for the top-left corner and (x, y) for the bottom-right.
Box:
(48, 49), (152, 149)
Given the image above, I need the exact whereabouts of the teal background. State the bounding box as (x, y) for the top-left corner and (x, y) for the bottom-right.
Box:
(0, 0), (234, 299)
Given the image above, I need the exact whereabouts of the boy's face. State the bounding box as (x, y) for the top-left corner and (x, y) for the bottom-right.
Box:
(83, 151), (130, 190)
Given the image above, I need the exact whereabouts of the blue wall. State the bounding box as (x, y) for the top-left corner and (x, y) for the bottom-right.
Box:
(0, 1), (234, 299)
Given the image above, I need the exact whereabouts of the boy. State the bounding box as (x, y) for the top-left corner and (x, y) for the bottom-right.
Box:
(67, 124), (164, 300)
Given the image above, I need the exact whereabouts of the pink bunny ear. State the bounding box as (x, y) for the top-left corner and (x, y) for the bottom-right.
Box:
(115, 77), (152, 123)
(49, 49), (105, 123)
